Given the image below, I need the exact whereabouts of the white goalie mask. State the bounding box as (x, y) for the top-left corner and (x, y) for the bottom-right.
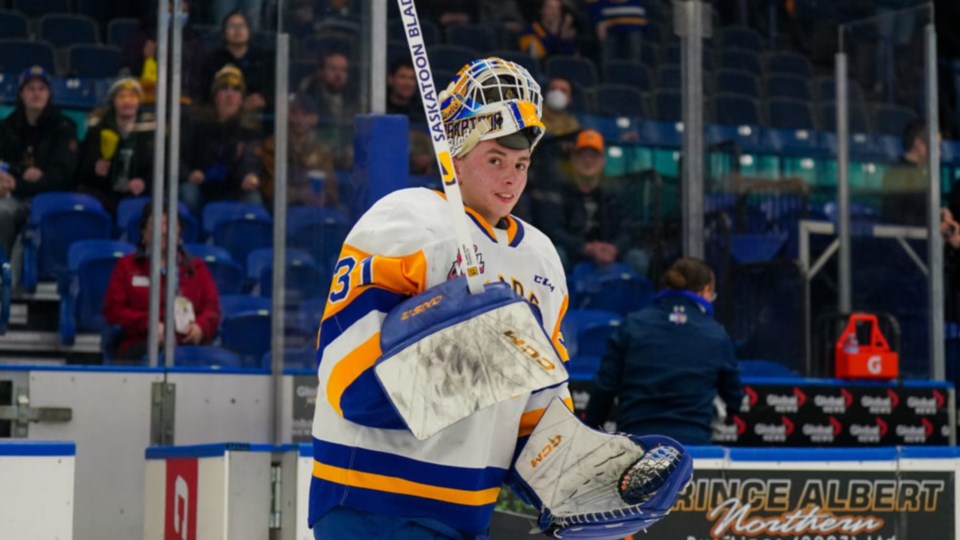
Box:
(439, 57), (545, 158)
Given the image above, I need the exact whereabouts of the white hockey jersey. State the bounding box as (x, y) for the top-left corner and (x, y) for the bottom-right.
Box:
(309, 188), (571, 535)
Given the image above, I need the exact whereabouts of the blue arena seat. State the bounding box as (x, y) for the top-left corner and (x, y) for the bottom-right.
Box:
(201, 201), (270, 236)
(729, 233), (788, 264)
(175, 346), (244, 369)
(591, 84), (647, 117)
(664, 44), (714, 71)
(13, 0), (69, 17)
(58, 240), (134, 345)
(22, 192), (113, 292)
(766, 52), (812, 79)
(718, 26), (763, 50)
(0, 73), (18, 103)
(285, 206), (349, 270)
(388, 17), (438, 46)
(183, 243), (245, 295)
(119, 199), (199, 246)
(714, 93), (761, 126)
(546, 56), (599, 88)
(219, 294), (272, 367)
(767, 98), (815, 130)
(211, 215), (273, 272)
(246, 248), (326, 302)
(819, 102), (870, 134)
(766, 74), (812, 101)
(428, 44), (477, 74)
(0, 245), (10, 335)
(657, 65), (681, 90)
(0, 11), (29, 40)
(445, 24), (496, 52)
(561, 309), (623, 358)
(49, 77), (99, 109)
(716, 69), (759, 98)
(719, 49), (762, 77)
(39, 14), (99, 48)
(872, 103), (917, 136)
(815, 76), (865, 105)
(107, 18), (139, 48)
(569, 262), (654, 316)
(653, 89), (681, 121)
(0, 39), (56, 74)
(301, 34), (355, 59)
(68, 45), (121, 78)
(603, 60), (652, 92)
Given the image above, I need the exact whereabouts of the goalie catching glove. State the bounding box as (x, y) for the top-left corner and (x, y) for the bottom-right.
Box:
(374, 276), (568, 440)
(515, 399), (693, 539)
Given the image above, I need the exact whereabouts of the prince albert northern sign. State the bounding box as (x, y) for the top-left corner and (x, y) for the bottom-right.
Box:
(492, 460), (956, 539)
(659, 468), (953, 540)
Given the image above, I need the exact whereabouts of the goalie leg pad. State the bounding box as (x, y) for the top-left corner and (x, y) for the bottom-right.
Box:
(375, 277), (568, 440)
(515, 399), (693, 539)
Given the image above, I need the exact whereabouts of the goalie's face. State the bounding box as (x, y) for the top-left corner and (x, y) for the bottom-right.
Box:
(456, 139), (530, 225)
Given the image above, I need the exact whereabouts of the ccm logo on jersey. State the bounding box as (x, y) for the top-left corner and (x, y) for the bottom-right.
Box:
(529, 435), (563, 468)
(401, 295), (443, 320)
(503, 330), (555, 371)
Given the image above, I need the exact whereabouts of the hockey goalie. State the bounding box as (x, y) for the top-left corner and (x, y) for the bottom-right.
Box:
(307, 53), (692, 540)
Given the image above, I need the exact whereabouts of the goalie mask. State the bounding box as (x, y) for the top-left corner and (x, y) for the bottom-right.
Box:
(440, 57), (545, 158)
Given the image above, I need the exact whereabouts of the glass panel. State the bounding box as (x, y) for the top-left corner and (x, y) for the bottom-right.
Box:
(841, 7), (933, 379)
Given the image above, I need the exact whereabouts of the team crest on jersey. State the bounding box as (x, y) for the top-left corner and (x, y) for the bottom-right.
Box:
(447, 245), (485, 280)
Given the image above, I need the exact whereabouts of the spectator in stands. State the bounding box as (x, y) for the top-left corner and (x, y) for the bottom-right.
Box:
(584, 257), (743, 445)
(0, 66), (78, 256)
(104, 205), (221, 361)
(479, 0), (525, 33)
(77, 78), (154, 216)
(418, 0), (479, 30)
(542, 76), (581, 138)
(532, 130), (646, 274)
(300, 50), (359, 170)
(587, 0), (647, 62)
(257, 93), (339, 209)
(384, 57), (434, 176)
(519, 0), (579, 60)
(881, 120), (937, 227)
(201, 10), (273, 114)
(120, 0), (204, 104)
(386, 58), (425, 124)
(179, 65), (263, 215)
(208, 0), (261, 32)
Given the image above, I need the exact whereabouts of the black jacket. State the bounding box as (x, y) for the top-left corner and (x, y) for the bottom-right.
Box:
(77, 113), (155, 214)
(584, 292), (743, 445)
(180, 109), (260, 202)
(0, 104), (78, 199)
(532, 176), (634, 268)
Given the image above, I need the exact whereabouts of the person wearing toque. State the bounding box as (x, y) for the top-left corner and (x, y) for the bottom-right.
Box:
(179, 65), (263, 215)
(0, 65), (78, 255)
(77, 77), (155, 216)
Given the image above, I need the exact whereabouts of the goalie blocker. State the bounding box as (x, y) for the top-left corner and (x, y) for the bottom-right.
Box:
(375, 276), (569, 440)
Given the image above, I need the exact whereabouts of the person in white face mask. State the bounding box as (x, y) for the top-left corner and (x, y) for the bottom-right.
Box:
(541, 76), (581, 137)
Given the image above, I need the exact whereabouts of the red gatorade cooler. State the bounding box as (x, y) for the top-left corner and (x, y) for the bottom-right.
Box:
(834, 313), (899, 379)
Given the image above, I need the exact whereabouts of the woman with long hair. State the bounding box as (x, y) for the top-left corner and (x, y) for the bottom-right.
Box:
(103, 205), (221, 361)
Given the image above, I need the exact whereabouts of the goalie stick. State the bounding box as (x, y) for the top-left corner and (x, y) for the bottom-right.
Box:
(395, 0), (484, 295)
